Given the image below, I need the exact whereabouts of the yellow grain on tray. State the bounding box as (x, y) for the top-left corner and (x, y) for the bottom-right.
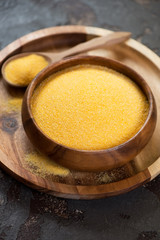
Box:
(7, 98), (23, 111)
(25, 151), (69, 177)
(4, 54), (48, 86)
(31, 65), (149, 150)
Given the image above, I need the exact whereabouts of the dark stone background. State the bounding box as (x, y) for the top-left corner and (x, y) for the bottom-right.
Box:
(0, 0), (160, 239)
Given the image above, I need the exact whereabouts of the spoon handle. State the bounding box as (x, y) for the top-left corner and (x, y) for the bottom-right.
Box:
(47, 31), (131, 63)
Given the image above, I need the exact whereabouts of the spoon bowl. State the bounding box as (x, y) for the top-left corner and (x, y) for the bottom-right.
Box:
(1, 52), (51, 87)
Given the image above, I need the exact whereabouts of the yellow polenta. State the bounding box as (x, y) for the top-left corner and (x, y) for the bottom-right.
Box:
(5, 54), (48, 86)
(31, 65), (149, 150)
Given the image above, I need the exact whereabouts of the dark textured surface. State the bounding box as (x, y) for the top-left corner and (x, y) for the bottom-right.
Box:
(0, 0), (160, 239)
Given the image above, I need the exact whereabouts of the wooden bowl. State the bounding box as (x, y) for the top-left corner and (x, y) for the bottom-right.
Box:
(22, 56), (157, 172)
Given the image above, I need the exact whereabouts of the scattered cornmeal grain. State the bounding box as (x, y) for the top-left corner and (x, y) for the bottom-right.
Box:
(25, 151), (70, 177)
(1, 97), (23, 112)
(8, 98), (23, 111)
(4, 54), (48, 86)
(31, 65), (149, 150)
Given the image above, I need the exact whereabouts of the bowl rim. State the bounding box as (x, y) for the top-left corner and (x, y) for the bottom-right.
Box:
(24, 55), (154, 154)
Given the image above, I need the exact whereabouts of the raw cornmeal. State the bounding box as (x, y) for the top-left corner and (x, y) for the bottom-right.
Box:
(5, 54), (48, 86)
(31, 65), (149, 150)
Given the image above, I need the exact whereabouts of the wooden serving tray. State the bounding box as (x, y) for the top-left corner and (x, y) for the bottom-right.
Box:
(0, 25), (160, 200)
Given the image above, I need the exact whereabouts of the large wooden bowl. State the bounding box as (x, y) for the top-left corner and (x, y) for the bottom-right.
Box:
(22, 56), (157, 172)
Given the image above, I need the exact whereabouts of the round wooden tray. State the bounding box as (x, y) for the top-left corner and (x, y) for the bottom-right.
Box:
(0, 25), (160, 200)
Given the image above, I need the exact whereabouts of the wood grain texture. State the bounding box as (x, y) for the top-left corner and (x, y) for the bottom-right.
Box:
(0, 25), (160, 199)
(22, 55), (157, 172)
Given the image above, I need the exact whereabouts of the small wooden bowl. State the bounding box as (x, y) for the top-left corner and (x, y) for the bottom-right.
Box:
(22, 56), (157, 172)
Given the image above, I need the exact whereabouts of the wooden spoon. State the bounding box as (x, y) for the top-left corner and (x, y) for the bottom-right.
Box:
(2, 31), (131, 87)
